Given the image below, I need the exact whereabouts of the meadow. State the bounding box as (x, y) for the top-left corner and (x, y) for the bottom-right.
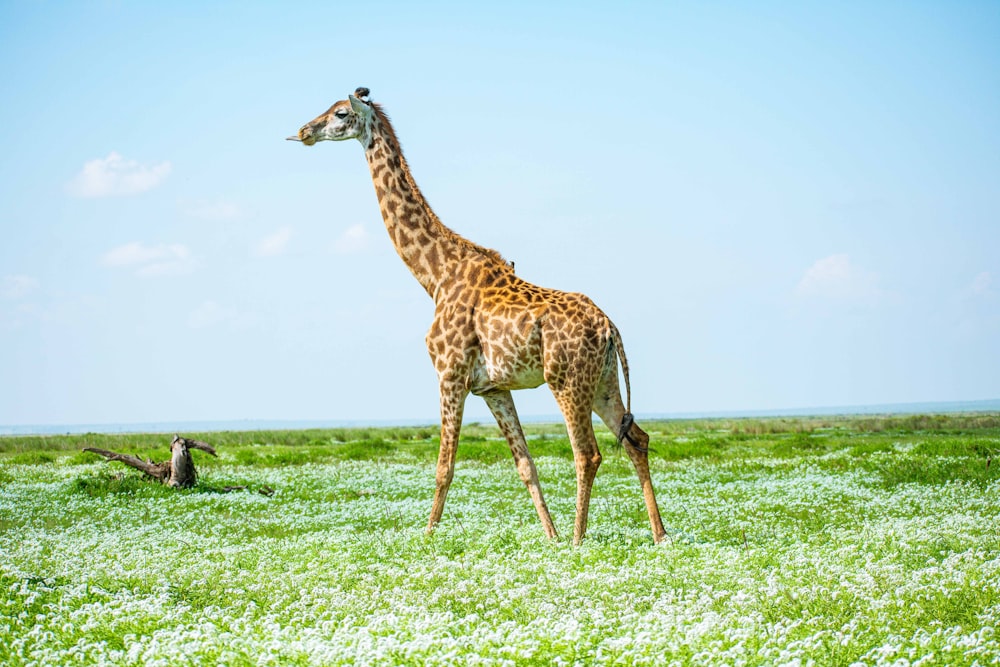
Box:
(1, 414), (999, 666)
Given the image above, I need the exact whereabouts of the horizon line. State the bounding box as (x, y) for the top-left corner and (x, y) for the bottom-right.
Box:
(3, 398), (999, 436)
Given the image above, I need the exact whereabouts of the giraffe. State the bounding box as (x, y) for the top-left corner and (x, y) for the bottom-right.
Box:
(289, 88), (667, 545)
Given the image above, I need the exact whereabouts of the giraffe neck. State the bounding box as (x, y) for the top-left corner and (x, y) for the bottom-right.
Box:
(363, 108), (503, 298)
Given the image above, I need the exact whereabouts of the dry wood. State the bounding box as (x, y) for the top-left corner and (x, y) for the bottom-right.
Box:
(84, 435), (217, 488)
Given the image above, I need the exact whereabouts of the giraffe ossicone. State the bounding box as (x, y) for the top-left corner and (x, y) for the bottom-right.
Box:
(291, 87), (667, 545)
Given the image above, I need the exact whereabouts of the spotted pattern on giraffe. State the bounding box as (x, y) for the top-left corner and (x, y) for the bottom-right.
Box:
(291, 89), (667, 545)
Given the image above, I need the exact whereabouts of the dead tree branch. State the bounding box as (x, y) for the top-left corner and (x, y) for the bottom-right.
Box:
(84, 435), (217, 488)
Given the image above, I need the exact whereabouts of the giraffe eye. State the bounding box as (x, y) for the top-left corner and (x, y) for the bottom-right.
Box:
(334, 110), (349, 119)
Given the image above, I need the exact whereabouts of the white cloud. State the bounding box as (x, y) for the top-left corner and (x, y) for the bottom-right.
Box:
(101, 241), (195, 277)
(2, 275), (39, 299)
(333, 223), (369, 254)
(795, 254), (882, 304)
(67, 151), (171, 198)
(970, 271), (992, 296)
(184, 199), (241, 221)
(254, 226), (292, 257)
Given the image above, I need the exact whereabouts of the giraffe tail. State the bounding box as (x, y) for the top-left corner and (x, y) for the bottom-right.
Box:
(610, 322), (647, 453)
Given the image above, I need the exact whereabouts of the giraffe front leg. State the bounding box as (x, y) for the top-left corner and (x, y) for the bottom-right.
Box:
(427, 380), (468, 534)
(482, 389), (559, 540)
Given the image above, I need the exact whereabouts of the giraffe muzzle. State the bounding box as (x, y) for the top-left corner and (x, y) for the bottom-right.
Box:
(288, 126), (317, 145)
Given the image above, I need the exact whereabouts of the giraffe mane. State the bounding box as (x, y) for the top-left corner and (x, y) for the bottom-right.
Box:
(371, 103), (513, 272)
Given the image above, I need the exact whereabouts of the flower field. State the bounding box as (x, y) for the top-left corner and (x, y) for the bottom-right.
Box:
(2, 417), (999, 665)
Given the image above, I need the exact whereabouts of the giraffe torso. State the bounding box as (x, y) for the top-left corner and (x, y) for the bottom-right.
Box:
(430, 255), (614, 397)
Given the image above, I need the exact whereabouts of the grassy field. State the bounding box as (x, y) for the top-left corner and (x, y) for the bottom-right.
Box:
(2, 414), (999, 665)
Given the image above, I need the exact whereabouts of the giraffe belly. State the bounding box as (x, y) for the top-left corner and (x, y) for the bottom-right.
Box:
(471, 305), (548, 393)
(470, 351), (545, 394)
(472, 338), (546, 393)
(493, 361), (546, 391)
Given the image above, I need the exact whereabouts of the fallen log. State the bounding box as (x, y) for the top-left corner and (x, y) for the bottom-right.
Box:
(84, 435), (217, 488)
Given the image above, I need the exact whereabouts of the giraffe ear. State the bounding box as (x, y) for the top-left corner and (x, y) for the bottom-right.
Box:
(349, 94), (373, 119)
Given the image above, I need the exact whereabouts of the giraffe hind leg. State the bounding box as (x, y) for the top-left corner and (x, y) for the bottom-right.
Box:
(550, 388), (603, 546)
(593, 373), (667, 543)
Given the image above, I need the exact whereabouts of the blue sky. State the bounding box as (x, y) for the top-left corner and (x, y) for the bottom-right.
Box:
(1, 2), (998, 427)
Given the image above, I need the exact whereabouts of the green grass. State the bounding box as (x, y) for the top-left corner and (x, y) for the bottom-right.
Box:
(2, 413), (999, 665)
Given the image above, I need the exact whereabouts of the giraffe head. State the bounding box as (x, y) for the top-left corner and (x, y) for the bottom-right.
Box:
(288, 87), (374, 146)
